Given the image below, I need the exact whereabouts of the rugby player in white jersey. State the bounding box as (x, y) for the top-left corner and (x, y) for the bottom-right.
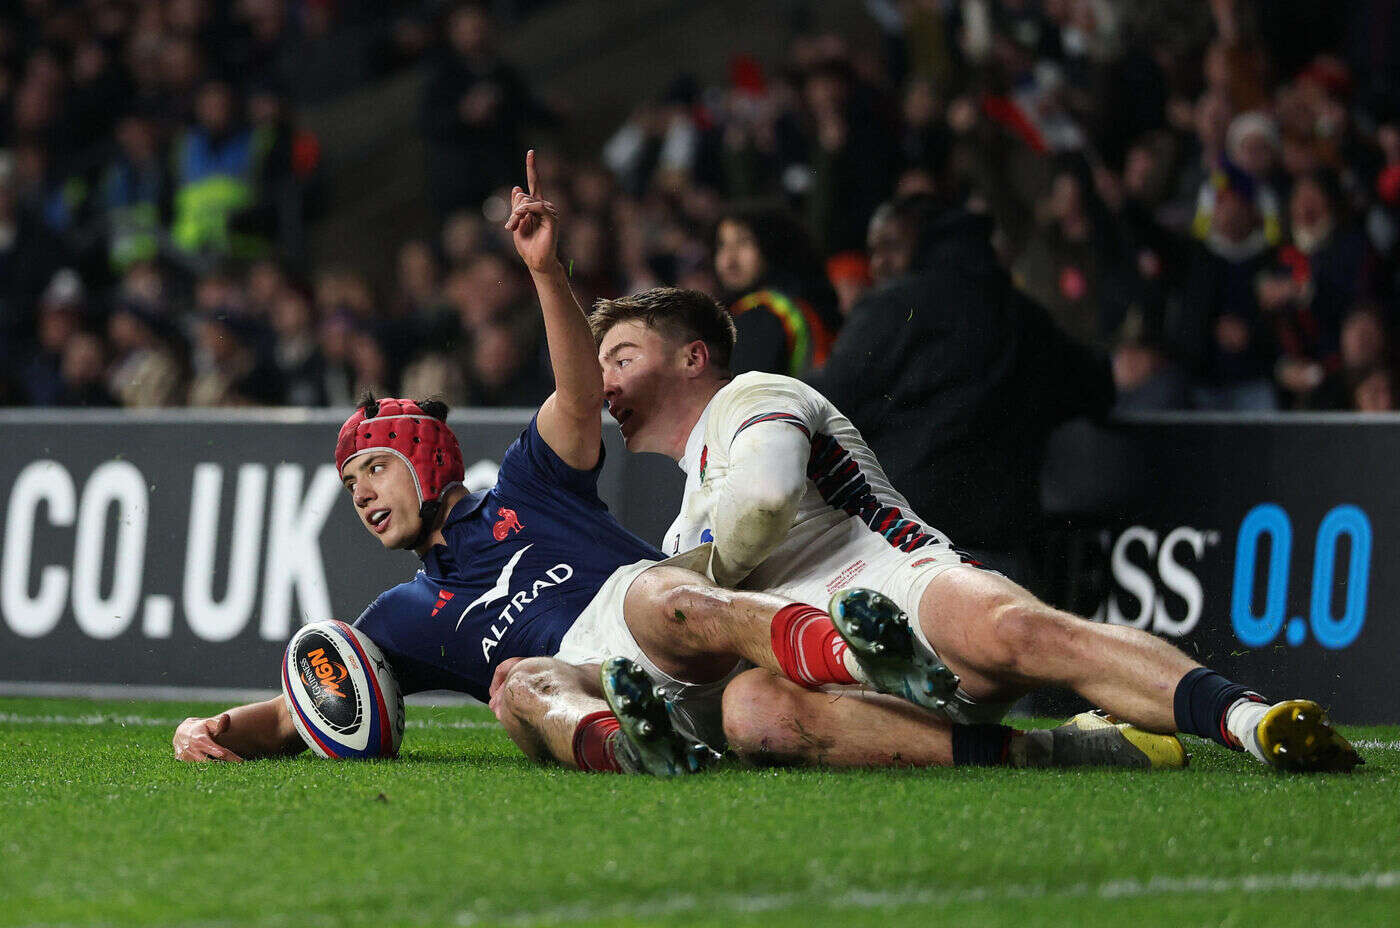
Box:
(586, 287), (1361, 773)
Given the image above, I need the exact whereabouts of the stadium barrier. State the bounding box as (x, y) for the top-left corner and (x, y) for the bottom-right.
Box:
(1, 409), (1393, 720)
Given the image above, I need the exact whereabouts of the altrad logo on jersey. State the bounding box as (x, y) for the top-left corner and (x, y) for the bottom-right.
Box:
(455, 543), (575, 661)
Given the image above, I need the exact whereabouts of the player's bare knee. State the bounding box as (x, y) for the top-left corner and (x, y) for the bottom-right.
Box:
(631, 567), (707, 621)
(721, 670), (810, 764)
(497, 657), (564, 724)
(657, 580), (727, 626)
(985, 602), (1086, 678)
(985, 602), (1052, 674)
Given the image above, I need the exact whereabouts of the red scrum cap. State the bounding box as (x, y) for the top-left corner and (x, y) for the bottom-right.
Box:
(335, 398), (464, 504)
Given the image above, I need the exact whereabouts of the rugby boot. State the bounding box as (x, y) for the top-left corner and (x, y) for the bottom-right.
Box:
(1016, 711), (1188, 769)
(1252, 699), (1362, 773)
(599, 657), (721, 777)
(828, 588), (959, 712)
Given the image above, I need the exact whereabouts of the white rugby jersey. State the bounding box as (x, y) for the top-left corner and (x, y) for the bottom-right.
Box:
(663, 372), (956, 599)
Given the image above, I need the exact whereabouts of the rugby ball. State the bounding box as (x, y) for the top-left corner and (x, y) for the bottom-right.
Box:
(282, 620), (405, 759)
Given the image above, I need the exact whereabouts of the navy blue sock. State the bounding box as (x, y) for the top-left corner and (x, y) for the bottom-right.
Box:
(952, 723), (1015, 766)
(1173, 667), (1263, 749)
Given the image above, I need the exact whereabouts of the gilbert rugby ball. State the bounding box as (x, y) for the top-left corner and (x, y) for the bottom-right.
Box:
(282, 620), (405, 759)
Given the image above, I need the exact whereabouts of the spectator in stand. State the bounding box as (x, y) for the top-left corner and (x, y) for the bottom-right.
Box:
(188, 310), (282, 406)
(800, 55), (898, 255)
(897, 78), (951, 184)
(106, 301), (186, 407)
(170, 80), (267, 268)
(1305, 304), (1392, 411)
(713, 204), (841, 377)
(812, 193), (1113, 583)
(317, 308), (358, 406)
(22, 270), (89, 406)
(1261, 170), (1375, 407)
(66, 36), (125, 160)
(447, 250), (525, 333)
(57, 330), (119, 408)
(441, 209), (487, 268)
(465, 318), (552, 408)
(1, 151), (66, 368)
(1163, 89), (1233, 234)
(101, 112), (169, 274)
(603, 75), (718, 199)
(560, 211), (621, 310)
(1014, 165), (1106, 350)
(1353, 365), (1397, 411)
(825, 251), (871, 316)
(241, 82), (315, 264)
(392, 239), (442, 319)
(1169, 161), (1279, 410)
(244, 257), (288, 320)
(421, 1), (555, 220)
(159, 35), (207, 128)
(1109, 307), (1192, 412)
(269, 286), (327, 406)
(1188, 114), (1283, 250)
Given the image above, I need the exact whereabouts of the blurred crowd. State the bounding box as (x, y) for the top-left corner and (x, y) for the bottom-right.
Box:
(4, 0), (1400, 412)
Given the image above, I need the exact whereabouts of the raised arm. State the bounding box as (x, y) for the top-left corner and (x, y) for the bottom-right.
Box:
(507, 149), (603, 470)
(173, 696), (304, 762)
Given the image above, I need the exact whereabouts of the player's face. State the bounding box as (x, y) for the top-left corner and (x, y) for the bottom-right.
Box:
(340, 453), (422, 550)
(714, 220), (765, 293)
(598, 320), (688, 453)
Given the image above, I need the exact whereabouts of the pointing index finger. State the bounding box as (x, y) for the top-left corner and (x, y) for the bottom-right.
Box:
(526, 149), (539, 198)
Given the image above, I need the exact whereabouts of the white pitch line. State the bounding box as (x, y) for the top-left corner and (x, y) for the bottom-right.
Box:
(0, 711), (497, 731)
(450, 870), (1400, 926)
(14, 869), (1400, 928)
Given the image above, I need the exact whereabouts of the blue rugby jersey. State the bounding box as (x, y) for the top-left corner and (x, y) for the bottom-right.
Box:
(353, 416), (662, 701)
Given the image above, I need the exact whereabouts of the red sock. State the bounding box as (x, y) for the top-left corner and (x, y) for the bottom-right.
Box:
(571, 710), (623, 772)
(770, 603), (858, 688)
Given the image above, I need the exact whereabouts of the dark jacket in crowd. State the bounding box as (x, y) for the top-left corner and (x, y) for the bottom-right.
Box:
(1169, 242), (1275, 386)
(421, 52), (553, 217)
(810, 209), (1114, 552)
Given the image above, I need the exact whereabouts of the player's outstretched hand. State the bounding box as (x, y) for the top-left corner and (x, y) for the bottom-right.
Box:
(173, 713), (244, 763)
(506, 149), (561, 275)
(488, 657), (525, 722)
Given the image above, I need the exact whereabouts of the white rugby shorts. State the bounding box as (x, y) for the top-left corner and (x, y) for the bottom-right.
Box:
(554, 548), (747, 747)
(762, 538), (1016, 726)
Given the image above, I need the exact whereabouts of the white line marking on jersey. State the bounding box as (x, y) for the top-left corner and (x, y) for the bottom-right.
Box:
(457, 543), (533, 629)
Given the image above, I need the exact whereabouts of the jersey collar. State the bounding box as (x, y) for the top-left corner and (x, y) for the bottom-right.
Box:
(420, 488), (490, 575)
(678, 403), (712, 475)
(441, 487), (490, 528)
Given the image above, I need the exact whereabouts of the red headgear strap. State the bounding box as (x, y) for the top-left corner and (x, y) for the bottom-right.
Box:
(335, 398), (464, 504)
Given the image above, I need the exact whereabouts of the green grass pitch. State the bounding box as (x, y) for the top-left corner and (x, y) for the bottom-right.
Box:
(2, 696), (1398, 928)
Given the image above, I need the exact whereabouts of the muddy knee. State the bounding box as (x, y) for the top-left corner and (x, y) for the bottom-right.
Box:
(496, 658), (569, 735)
